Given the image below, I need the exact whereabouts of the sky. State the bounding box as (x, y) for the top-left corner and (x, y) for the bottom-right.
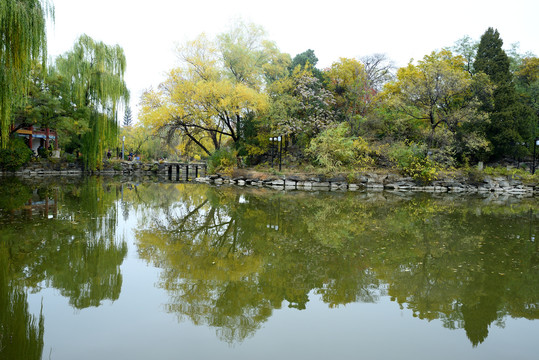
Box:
(46, 0), (539, 122)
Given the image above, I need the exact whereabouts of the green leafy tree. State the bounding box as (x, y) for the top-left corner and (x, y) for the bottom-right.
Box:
(289, 49), (324, 82)
(10, 63), (90, 153)
(473, 28), (535, 159)
(515, 57), (539, 141)
(0, 0), (53, 148)
(384, 50), (491, 161)
(272, 68), (337, 145)
(451, 35), (479, 75)
(13, 63), (64, 129)
(55, 34), (129, 169)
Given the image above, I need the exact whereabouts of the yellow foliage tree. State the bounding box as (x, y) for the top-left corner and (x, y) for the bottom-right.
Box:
(140, 22), (282, 156)
(326, 58), (373, 134)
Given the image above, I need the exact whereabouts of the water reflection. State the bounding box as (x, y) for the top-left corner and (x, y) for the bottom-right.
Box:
(0, 177), (537, 354)
(0, 177), (127, 359)
(0, 247), (44, 360)
(133, 185), (538, 346)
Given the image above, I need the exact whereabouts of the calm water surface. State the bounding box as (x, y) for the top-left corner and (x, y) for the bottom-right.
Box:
(0, 177), (538, 360)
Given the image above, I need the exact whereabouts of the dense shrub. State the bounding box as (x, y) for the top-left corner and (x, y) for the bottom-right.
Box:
(387, 141), (425, 169)
(403, 157), (441, 184)
(63, 152), (77, 163)
(207, 148), (238, 175)
(306, 123), (355, 171)
(0, 137), (33, 171)
(306, 123), (377, 172)
(38, 146), (48, 158)
(387, 141), (440, 184)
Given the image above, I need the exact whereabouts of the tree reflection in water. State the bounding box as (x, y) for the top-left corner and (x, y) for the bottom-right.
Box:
(0, 177), (127, 359)
(134, 184), (539, 345)
(0, 178), (537, 349)
(0, 247), (44, 360)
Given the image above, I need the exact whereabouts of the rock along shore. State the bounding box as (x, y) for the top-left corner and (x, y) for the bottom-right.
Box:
(195, 172), (539, 197)
(1, 161), (538, 197)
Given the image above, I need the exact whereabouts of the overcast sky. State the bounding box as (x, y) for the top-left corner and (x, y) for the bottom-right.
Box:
(46, 0), (539, 122)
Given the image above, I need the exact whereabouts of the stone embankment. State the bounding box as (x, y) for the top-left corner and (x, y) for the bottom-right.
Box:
(195, 172), (539, 196)
(2, 161), (538, 196)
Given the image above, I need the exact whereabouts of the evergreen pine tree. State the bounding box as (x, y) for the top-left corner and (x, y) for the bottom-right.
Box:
(474, 28), (534, 159)
(123, 106), (132, 127)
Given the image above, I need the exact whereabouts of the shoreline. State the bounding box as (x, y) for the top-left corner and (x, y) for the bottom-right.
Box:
(194, 171), (539, 197)
(2, 160), (537, 197)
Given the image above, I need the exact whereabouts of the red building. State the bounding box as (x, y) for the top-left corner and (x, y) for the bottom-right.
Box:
(14, 125), (59, 154)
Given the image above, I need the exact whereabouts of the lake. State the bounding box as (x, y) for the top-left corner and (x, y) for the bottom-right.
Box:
(0, 177), (538, 360)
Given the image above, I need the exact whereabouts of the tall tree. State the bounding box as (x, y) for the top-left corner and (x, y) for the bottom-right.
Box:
(474, 28), (511, 84)
(123, 106), (133, 127)
(55, 34), (129, 169)
(451, 35), (478, 75)
(360, 53), (395, 91)
(0, 0), (53, 148)
(384, 50), (491, 160)
(140, 23), (277, 156)
(326, 58), (371, 134)
(217, 21), (271, 89)
(515, 57), (539, 150)
(515, 57), (539, 118)
(473, 28), (535, 159)
(273, 67), (337, 143)
(289, 49), (324, 81)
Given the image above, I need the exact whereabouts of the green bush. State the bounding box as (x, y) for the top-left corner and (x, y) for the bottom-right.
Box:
(387, 141), (425, 169)
(306, 123), (379, 172)
(37, 146), (48, 158)
(404, 157), (441, 184)
(0, 137), (33, 171)
(207, 148), (238, 175)
(306, 123), (355, 171)
(388, 141), (440, 184)
(63, 152), (77, 163)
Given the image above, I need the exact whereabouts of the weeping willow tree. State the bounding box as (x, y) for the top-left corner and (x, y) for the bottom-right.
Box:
(56, 34), (129, 169)
(0, 0), (54, 148)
